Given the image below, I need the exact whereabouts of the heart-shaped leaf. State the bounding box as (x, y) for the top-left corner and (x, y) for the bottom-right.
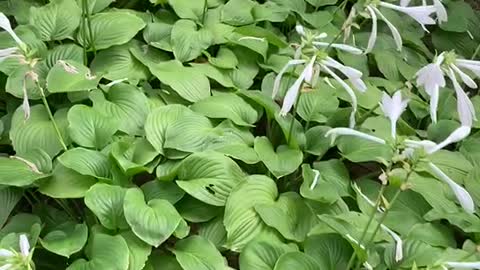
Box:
(111, 137), (159, 176)
(0, 187), (23, 227)
(224, 175), (278, 251)
(191, 93), (259, 126)
(84, 183), (129, 230)
(40, 222), (88, 258)
(304, 234), (353, 270)
(67, 104), (118, 149)
(30, 0), (82, 41)
(171, 20), (213, 62)
(67, 233), (129, 270)
(46, 44), (83, 69)
(297, 88), (339, 123)
(124, 188), (183, 247)
(10, 104), (69, 158)
(255, 192), (318, 242)
(38, 163), (97, 198)
(239, 240), (297, 270)
(76, 11), (146, 50)
(58, 148), (111, 180)
(0, 156), (47, 186)
(89, 84), (150, 135)
(47, 60), (101, 93)
(167, 0), (204, 20)
(273, 252), (320, 270)
(172, 236), (226, 270)
(254, 137), (303, 178)
(120, 231), (152, 270)
(176, 151), (245, 206)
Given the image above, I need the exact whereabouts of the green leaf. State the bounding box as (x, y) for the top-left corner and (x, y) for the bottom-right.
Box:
(67, 233), (129, 270)
(47, 60), (101, 93)
(77, 11), (146, 50)
(206, 47), (238, 69)
(5, 63), (47, 99)
(176, 195), (222, 223)
(172, 236), (226, 270)
(148, 60), (211, 102)
(67, 104), (118, 149)
(300, 165), (339, 203)
(141, 181), (184, 204)
(124, 188), (183, 247)
(38, 164), (97, 198)
(305, 126), (331, 157)
(229, 34), (269, 60)
(305, 0), (337, 7)
(84, 183), (129, 230)
(0, 156), (47, 186)
(252, 1), (289, 22)
(337, 136), (393, 164)
(120, 231), (152, 270)
(144, 251), (182, 270)
(167, 0), (204, 21)
(374, 51), (401, 81)
(439, 1), (472, 32)
(189, 63), (235, 88)
(300, 11), (333, 29)
(297, 88), (338, 123)
(46, 44), (84, 69)
(239, 240), (297, 270)
(143, 21), (174, 52)
(221, 0), (255, 26)
(0, 187), (23, 227)
(270, 0), (305, 12)
(198, 217), (227, 249)
(254, 137), (303, 178)
(191, 93), (259, 126)
(58, 148), (111, 180)
(176, 151), (245, 206)
(40, 222), (88, 258)
(256, 192), (318, 242)
(10, 104), (69, 158)
(407, 223), (456, 248)
(171, 20), (213, 62)
(90, 42), (150, 82)
(30, 0), (81, 41)
(235, 25), (288, 48)
(387, 240), (442, 268)
(111, 138), (159, 176)
(273, 252), (320, 270)
(224, 175), (278, 251)
(89, 84), (150, 135)
(304, 234), (353, 270)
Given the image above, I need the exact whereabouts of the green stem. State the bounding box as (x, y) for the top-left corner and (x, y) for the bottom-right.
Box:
(345, 184), (386, 270)
(55, 199), (77, 220)
(38, 85), (68, 151)
(287, 89), (303, 145)
(82, 0), (96, 56)
(356, 104), (380, 126)
(472, 42), (480, 60)
(201, 0), (208, 24)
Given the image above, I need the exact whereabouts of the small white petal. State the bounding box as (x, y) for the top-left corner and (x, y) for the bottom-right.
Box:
(105, 78), (128, 87)
(0, 249), (14, 257)
(238, 36), (265, 42)
(450, 64), (477, 89)
(380, 91), (409, 139)
(433, 0), (448, 23)
(325, 127), (386, 145)
(456, 62), (480, 77)
(22, 80), (30, 121)
(272, 59), (306, 99)
(0, 47), (16, 58)
(365, 6), (378, 54)
(304, 55), (317, 85)
(310, 169), (320, 190)
(447, 68), (476, 127)
(444, 261), (480, 269)
(280, 70), (307, 116)
(404, 139), (437, 152)
(372, 7), (403, 51)
(295, 25), (306, 36)
(322, 65), (359, 127)
(400, 0), (411, 6)
(429, 85), (440, 123)
(313, 41), (363, 55)
(323, 57), (367, 92)
(19, 234), (30, 258)
(0, 12), (26, 49)
(428, 162), (475, 214)
(313, 32), (328, 39)
(428, 126), (471, 154)
(379, 2), (437, 26)
(380, 224), (403, 262)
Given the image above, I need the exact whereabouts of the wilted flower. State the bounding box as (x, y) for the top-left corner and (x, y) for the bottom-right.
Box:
(380, 224), (403, 262)
(380, 91), (409, 139)
(428, 162), (474, 214)
(364, 1), (437, 53)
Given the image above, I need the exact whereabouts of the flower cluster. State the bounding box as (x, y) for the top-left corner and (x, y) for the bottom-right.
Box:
(0, 234), (33, 270)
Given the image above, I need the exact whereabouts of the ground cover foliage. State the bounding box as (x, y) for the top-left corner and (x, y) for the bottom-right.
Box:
(0, 0), (480, 269)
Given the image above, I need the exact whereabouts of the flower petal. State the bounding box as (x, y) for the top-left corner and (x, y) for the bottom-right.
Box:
(379, 2), (437, 26)
(0, 12), (26, 49)
(365, 6), (378, 53)
(280, 70), (307, 116)
(447, 68), (476, 127)
(444, 262), (480, 269)
(19, 234), (30, 258)
(428, 162), (475, 214)
(372, 7), (403, 51)
(0, 249), (14, 258)
(450, 64), (477, 89)
(400, 0), (411, 6)
(272, 59), (306, 99)
(325, 127), (386, 145)
(310, 169), (321, 190)
(380, 224), (403, 262)
(433, 0), (448, 23)
(0, 264), (12, 270)
(428, 126), (471, 154)
(313, 41), (363, 55)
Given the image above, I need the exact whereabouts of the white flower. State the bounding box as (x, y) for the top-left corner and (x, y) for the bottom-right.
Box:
(447, 68), (477, 127)
(365, 6), (378, 54)
(433, 0), (448, 23)
(400, 0), (411, 6)
(380, 224), (403, 262)
(380, 91), (409, 139)
(426, 126), (471, 154)
(0, 47), (17, 62)
(272, 59), (306, 99)
(0, 249), (13, 258)
(325, 127), (386, 145)
(444, 261), (480, 269)
(428, 162), (475, 214)
(295, 24), (306, 37)
(366, 6), (403, 53)
(313, 41), (363, 55)
(309, 169), (320, 190)
(352, 182), (386, 212)
(404, 139), (437, 153)
(455, 59), (480, 77)
(415, 53), (445, 123)
(379, 2), (437, 31)
(19, 234), (30, 258)
(0, 12), (26, 51)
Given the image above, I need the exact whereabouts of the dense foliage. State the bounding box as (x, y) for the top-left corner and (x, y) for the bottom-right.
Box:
(0, 0), (480, 269)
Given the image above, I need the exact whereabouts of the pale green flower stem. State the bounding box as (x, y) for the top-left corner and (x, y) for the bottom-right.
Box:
(37, 83), (68, 151)
(472, 42), (480, 60)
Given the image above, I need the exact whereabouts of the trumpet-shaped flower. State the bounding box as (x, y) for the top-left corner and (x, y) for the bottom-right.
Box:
(428, 162), (475, 214)
(19, 234), (30, 258)
(444, 261), (480, 269)
(400, 0), (447, 23)
(272, 59), (307, 99)
(325, 127), (386, 145)
(415, 53), (445, 123)
(380, 91), (409, 139)
(0, 12), (26, 51)
(379, 2), (437, 28)
(380, 224), (403, 262)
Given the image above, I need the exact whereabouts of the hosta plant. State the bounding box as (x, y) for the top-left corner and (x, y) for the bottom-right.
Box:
(0, 0), (480, 269)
